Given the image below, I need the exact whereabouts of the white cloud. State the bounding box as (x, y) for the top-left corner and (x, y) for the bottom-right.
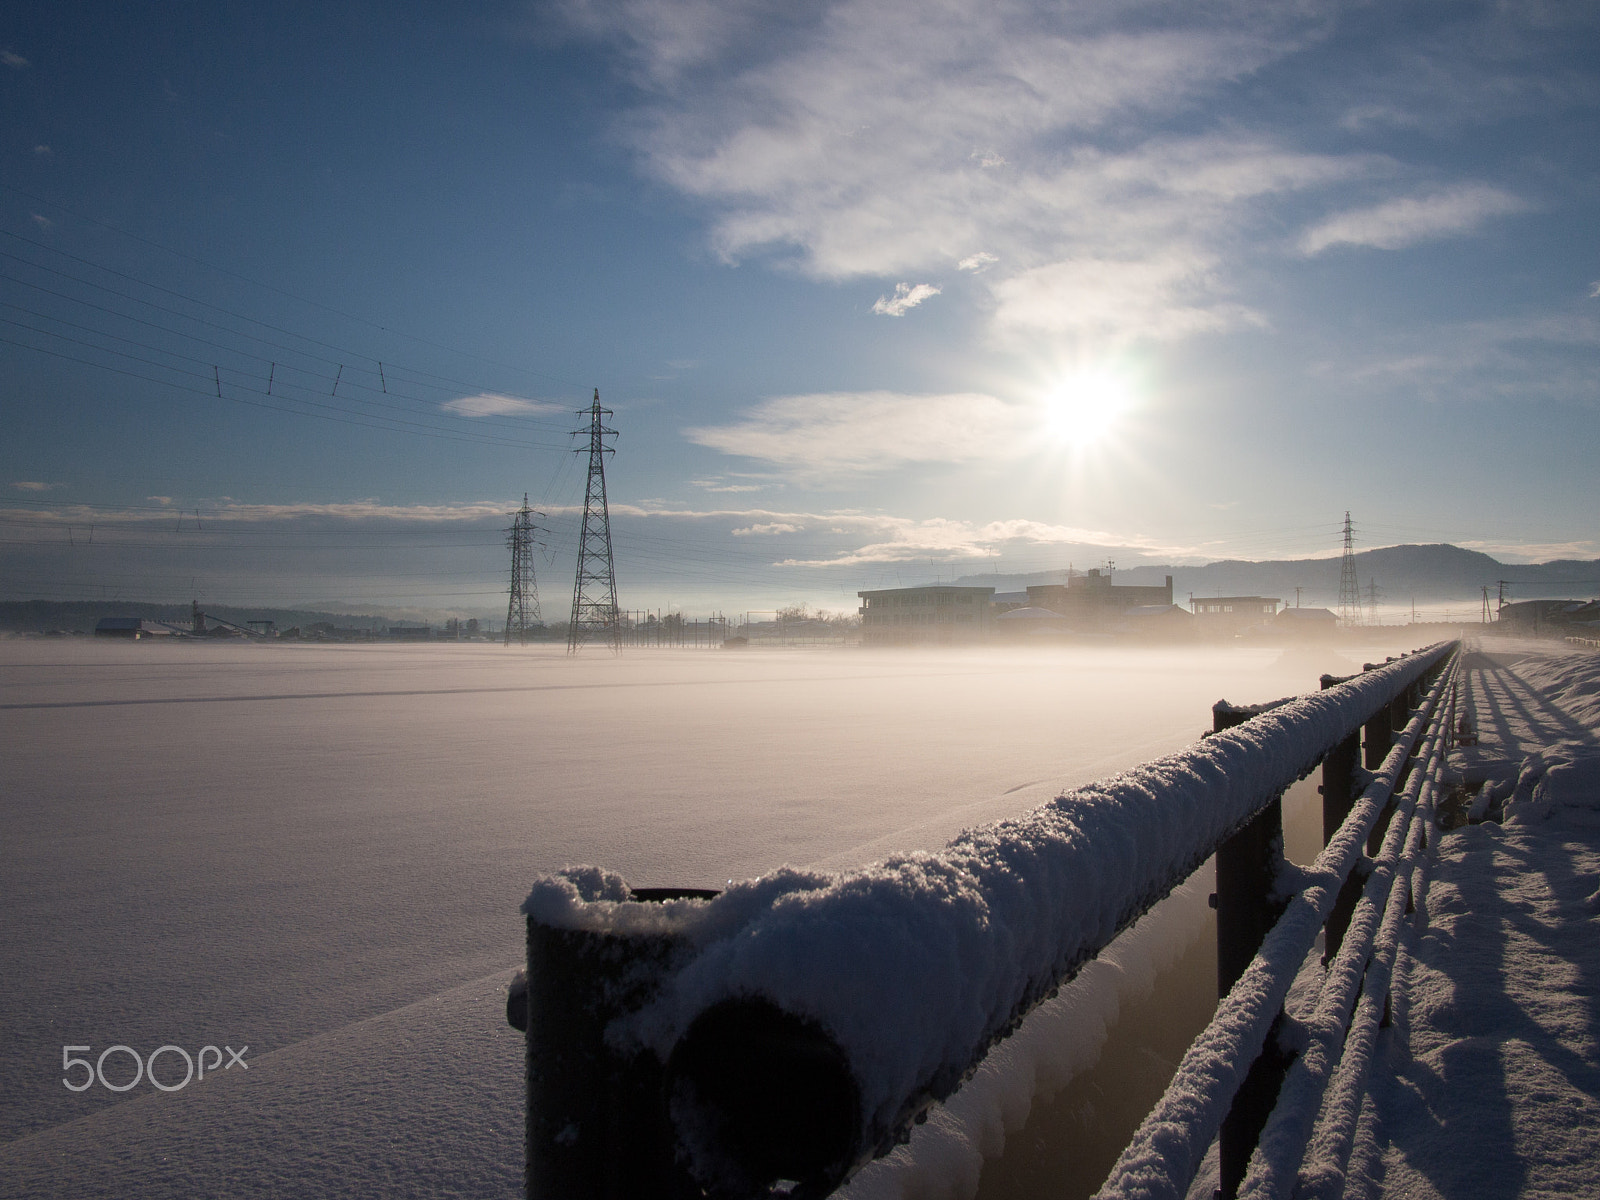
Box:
(1299, 184), (1527, 255)
(441, 392), (562, 417)
(871, 282), (940, 316)
(29, 213), (53, 232)
(560, 0), (1378, 344)
(732, 522), (802, 535)
(684, 390), (1024, 474)
(690, 478), (766, 493)
(990, 251), (1263, 342)
(32, 144), (50, 156)
(1, 49), (28, 69)
(11, 481), (58, 491)
(1589, 281), (1600, 299)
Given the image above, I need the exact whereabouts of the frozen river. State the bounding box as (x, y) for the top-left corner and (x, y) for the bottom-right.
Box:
(0, 635), (1437, 1198)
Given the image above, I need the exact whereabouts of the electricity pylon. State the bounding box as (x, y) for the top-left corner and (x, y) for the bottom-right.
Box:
(568, 389), (621, 654)
(505, 494), (545, 646)
(1337, 511), (1362, 627)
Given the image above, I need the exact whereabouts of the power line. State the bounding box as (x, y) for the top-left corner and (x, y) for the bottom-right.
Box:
(0, 331), (569, 454)
(0, 200), (595, 390)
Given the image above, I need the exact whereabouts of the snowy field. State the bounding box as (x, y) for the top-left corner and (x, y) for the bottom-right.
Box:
(0, 635), (1438, 1199)
(1354, 642), (1600, 1200)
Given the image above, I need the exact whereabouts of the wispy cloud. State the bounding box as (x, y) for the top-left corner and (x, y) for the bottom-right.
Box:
(440, 392), (562, 417)
(732, 522), (802, 535)
(690, 476), (767, 493)
(685, 391), (1024, 474)
(11, 481), (59, 491)
(871, 282), (940, 316)
(29, 213), (54, 232)
(32, 144), (50, 156)
(555, 1), (1378, 345)
(1299, 184), (1527, 255)
(1, 49), (28, 69)
(1589, 281), (1600, 299)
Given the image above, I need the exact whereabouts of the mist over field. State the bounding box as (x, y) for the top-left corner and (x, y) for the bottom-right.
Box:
(1, 635), (1442, 1196)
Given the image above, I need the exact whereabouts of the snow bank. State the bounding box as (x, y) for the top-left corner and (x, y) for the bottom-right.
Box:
(521, 645), (1452, 1188)
(1503, 742), (1600, 824)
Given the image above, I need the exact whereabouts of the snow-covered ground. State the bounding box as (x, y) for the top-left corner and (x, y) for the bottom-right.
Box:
(1350, 641), (1600, 1200)
(0, 636), (1436, 1198)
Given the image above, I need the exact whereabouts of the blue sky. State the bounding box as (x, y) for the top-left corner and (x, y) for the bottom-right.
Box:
(2, 1), (1598, 617)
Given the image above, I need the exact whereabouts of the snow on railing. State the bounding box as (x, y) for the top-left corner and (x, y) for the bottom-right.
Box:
(1095, 654), (1455, 1200)
(513, 643), (1456, 1200)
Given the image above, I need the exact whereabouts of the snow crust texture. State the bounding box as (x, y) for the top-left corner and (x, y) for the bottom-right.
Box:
(525, 645), (1453, 1178)
(1349, 641), (1600, 1200)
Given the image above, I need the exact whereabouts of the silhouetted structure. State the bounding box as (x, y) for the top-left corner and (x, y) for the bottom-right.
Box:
(568, 389), (621, 654)
(1191, 595), (1281, 638)
(1338, 511), (1361, 627)
(1025, 568), (1174, 620)
(505, 494), (545, 646)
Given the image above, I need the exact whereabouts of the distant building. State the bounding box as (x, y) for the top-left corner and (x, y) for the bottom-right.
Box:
(857, 586), (996, 645)
(1024, 569), (1174, 626)
(1114, 603), (1195, 641)
(995, 605), (1074, 639)
(1498, 600), (1600, 636)
(1191, 595), (1282, 637)
(94, 617), (178, 639)
(387, 625), (433, 641)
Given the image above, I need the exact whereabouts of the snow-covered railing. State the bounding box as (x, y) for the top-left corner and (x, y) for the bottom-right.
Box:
(510, 643), (1456, 1200)
(1096, 652), (1457, 1200)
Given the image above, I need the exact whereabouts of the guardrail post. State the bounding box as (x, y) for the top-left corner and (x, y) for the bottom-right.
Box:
(1361, 663), (1409, 855)
(1212, 703), (1290, 1200)
(511, 887), (718, 1200)
(1319, 674), (1363, 963)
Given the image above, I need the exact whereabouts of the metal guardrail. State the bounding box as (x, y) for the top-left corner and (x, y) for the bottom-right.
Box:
(509, 642), (1458, 1199)
(1097, 653), (1456, 1200)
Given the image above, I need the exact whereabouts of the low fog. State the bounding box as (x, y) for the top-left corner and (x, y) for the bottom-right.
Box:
(0, 635), (1444, 1197)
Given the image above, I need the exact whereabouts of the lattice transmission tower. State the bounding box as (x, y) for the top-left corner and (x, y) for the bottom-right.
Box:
(1337, 511), (1362, 627)
(568, 389), (621, 654)
(505, 494), (545, 646)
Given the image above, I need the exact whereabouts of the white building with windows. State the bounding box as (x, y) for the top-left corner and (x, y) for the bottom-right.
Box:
(857, 586), (996, 645)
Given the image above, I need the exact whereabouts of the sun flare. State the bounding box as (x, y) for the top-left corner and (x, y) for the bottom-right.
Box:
(1039, 366), (1138, 448)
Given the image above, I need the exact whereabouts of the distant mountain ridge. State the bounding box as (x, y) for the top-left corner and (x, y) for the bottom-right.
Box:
(954, 544), (1600, 608)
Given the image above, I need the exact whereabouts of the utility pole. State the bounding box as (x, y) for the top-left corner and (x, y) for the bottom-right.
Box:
(1294, 586), (1303, 609)
(568, 389), (621, 654)
(1366, 578), (1381, 627)
(1337, 512), (1361, 627)
(1497, 579), (1509, 617)
(504, 494), (545, 646)
(1482, 585), (1492, 624)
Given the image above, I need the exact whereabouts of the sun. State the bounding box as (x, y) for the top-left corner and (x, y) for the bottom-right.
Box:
(1039, 365), (1138, 448)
